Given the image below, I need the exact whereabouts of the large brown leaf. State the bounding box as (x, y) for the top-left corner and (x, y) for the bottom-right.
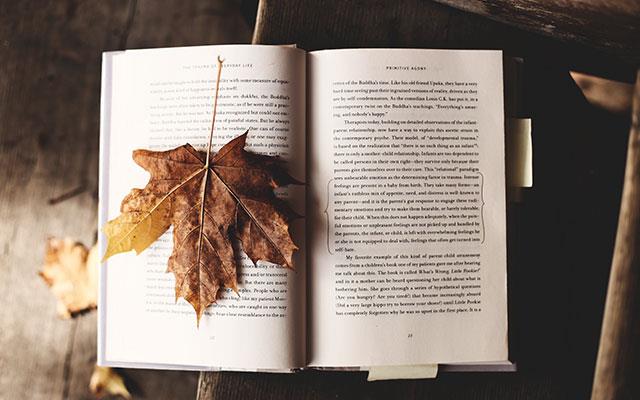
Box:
(102, 131), (299, 322)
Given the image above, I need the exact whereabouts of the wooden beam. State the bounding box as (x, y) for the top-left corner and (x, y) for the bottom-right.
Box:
(592, 71), (640, 399)
(251, 0), (636, 81)
(432, 0), (640, 67)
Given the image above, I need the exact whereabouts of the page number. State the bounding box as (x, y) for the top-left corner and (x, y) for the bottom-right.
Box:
(407, 333), (413, 338)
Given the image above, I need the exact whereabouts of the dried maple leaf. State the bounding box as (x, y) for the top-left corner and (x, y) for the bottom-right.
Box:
(102, 131), (300, 321)
(89, 366), (131, 399)
(39, 238), (98, 318)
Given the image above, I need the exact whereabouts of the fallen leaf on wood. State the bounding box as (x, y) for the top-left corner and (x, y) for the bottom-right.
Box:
(39, 238), (98, 318)
(89, 366), (131, 399)
(102, 57), (300, 323)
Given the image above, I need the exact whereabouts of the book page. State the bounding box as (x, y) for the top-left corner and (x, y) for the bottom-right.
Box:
(307, 49), (507, 367)
(99, 45), (306, 370)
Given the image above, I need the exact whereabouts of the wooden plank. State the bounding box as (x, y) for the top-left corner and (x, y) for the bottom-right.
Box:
(252, 0), (636, 81)
(126, 0), (252, 48)
(431, 0), (640, 66)
(197, 370), (566, 400)
(0, 0), (250, 398)
(0, 2), (129, 398)
(592, 71), (640, 399)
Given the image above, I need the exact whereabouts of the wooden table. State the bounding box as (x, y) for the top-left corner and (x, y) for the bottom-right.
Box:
(0, 1), (250, 398)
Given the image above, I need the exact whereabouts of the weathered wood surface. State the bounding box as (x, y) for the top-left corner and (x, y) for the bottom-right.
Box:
(199, 0), (634, 399)
(592, 71), (640, 400)
(431, 0), (640, 67)
(0, 1), (251, 399)
(253, 0), (637, 82)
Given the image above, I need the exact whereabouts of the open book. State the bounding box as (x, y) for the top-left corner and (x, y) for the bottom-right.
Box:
(98, 45), (508, 372)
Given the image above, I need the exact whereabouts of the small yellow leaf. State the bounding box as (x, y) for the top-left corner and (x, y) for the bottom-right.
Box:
(39, 238), (98, 318)
(102, 194), (173, 261)
(89, 366), (131, 399)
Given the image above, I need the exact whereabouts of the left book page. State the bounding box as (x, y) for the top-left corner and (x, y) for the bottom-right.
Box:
(98, 45), (306, 371)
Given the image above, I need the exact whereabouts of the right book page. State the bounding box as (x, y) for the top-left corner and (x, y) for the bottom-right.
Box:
(306, 49), (508, 367)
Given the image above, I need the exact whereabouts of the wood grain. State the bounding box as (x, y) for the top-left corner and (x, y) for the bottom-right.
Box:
(0, 3), (125, 398)
(252, 0), (637, 81)
(0, 1), (250, 399)
(591, 71), (640, 400)
(431, 0), (640, 66)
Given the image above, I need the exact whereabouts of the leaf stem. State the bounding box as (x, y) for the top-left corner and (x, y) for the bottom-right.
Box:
(205, 56), (224, 167)
(195, 55), (224, 324)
